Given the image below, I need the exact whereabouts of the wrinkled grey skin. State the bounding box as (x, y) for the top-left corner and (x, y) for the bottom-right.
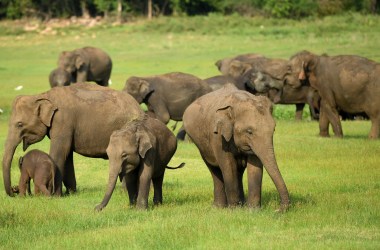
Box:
(183, 84), (290, 211)
(3, 83), (144, 196)
(228, 59), (320, 120)
(17, 149), (55, 196)
(95, 117), (184, 211)
(285, 50), (380, 138)
(49, 68), (71, 88)
(57, 46), (112, 86)
(123, 72), (212, 140)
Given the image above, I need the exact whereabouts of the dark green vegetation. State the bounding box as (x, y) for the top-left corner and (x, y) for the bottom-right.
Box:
(1, 0), (378, 20)
(0, 15), (379, 248)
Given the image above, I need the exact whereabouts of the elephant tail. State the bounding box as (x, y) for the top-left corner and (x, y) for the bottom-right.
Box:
(166, 162), (185, 170)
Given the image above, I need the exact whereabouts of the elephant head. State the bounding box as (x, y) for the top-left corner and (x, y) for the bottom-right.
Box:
(2, 95), (57, 196)
(285, 50), (318, 89)
(227, 60), (253, 79)
(49, 68), (72, 88)
(58, 50), (88, 76)
(246, 71), (284, 103)
(124, 77), (154, 104)
(213, 93), (289, 210)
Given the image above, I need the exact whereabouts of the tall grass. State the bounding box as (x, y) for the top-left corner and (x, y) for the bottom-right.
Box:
(0, 15), (379, 249)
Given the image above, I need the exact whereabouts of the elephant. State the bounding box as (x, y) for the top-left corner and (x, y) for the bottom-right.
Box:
(215, 53), (265, 75)
(17, 149), (55, 196)
(183, 84), (290, 211)
(285, 50), (380, 138)
(123, 72), (212, 139)
(56, 46), (112, 86)
(95, 117), (184, 211)
(226, 58), (320, 120)
(3, 83), (144, 196)
(49, 68), (71, 88)
(249, 70), (320, 120)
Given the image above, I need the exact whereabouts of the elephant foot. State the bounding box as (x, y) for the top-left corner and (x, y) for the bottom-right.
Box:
(319, 132), (330, 137)
(275, 203), (290, 213)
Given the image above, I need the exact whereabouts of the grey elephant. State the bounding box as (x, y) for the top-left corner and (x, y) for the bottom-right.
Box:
(3, 83), (144, 196)
(227, 59), (319, 120)
(183, 84), (290, 211)
(285, 50), (380, 138)
(55, 46), (112, 86)
(123, 72), (212, 139)
(215, 53), (265, 75)
(95, 117), (184, 211)
(17, 149), (55, 196)
(49, 68), (71, 88)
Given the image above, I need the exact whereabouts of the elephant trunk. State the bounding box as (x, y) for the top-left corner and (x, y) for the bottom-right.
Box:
(95, 160), (120, 211)
(2, 132), (21, 196)
(251, 139), (290, 211)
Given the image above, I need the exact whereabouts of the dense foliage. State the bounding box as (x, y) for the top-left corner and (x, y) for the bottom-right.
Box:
(0, 0), (378, 20)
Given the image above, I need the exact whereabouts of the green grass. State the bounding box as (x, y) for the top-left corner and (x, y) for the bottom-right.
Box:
(0, 15), (380, 249)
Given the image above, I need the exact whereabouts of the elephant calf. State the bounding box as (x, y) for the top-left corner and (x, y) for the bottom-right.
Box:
(95, 117), (184, 211)
(17, 149), (55, 196)
(49, 68), (71, 88)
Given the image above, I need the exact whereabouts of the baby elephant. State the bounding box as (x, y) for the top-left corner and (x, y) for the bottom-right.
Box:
(18, 149), (55, 196)
(95, 117), (184, 211)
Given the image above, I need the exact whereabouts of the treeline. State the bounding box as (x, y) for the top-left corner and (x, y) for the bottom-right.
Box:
(0, 0), (378, 21)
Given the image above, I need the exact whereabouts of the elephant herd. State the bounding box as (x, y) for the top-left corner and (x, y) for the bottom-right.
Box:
(3, 46), (379, 213)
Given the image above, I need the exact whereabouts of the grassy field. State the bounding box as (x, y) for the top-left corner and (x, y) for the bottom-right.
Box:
(0, 14), (379, 249)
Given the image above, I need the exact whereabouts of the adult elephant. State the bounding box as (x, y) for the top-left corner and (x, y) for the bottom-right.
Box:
(285, 50), (380, 139)
(123, 72), (212, 139)
(249, 70), (320, 120)
(55, 46), (112, 86)
(183, 84), (290, 211)
(228, 59), (319, 120)
(3, 83), (144, 196)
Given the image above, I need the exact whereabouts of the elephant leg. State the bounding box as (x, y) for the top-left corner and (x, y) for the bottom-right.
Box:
(368, 115), (380, 139)
(49, 138), (73, 196)
(295, 103), (305, 121)
(246, 155), (263, 209)
(37, 184), (51, 196)
(206, 165), (227, 208)
(152, 174), (164, 205)
(125, 170), (139, 206)
(63, 151), (76, 194)
(136, 163), (153, 210)
(18, 173), (29, 196)
(319, 101), (330, 137)
(321, 100), (342, 138)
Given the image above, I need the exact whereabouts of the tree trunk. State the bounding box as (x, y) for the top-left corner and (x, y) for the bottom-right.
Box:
(148, 0), (152, 20)
(81, 0), (90, 18)
(371, 0), (378, 14)
(117, 0), (122, 23)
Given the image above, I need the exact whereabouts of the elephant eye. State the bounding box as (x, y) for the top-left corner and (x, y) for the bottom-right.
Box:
(16, 122), (23, 128)
(121, 152), (128, 158)
(287, 65), (292, 72)
(246, 128), (253, 135)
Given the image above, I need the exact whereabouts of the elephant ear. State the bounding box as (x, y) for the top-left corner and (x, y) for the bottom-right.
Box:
(213, 106), (234, 142)
(35, 99), (58, 127)
(299, 54), (317, 80)
(228, 60), (252, 78)
(75, 54), (85, 70)
(139, 79), (154, 100)
(137, 129), (153, 158)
